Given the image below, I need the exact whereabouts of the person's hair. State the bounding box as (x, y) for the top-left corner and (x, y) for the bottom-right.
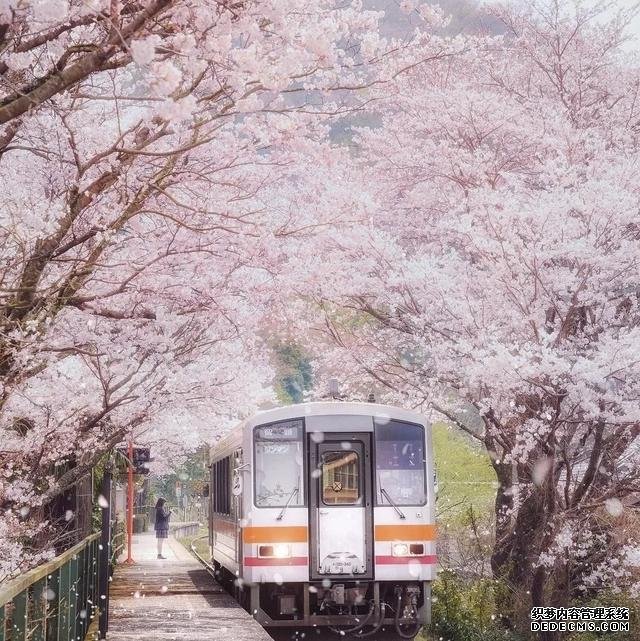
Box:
(155, 497), (166, 509)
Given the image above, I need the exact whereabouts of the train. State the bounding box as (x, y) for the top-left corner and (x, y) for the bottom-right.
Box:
(207, 401), (436, 638)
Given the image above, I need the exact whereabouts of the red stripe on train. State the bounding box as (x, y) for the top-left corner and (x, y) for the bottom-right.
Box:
(244, 556), (308, 567)
(375, 555), (437, 565)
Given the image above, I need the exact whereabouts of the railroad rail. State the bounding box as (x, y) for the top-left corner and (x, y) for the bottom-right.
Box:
(184, 535), (416, 640)
(189, 533), (215, 574)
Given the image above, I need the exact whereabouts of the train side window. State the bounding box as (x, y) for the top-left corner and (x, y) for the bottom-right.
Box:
(218, 460), (223, 513)
(211, 463), (218, 513)
(223, 457), (230, 514)
(214, 460), (220, 513)
(374, 420), (427, 506)
(321, 451), (361, 505)
(212, 457), (231, 516)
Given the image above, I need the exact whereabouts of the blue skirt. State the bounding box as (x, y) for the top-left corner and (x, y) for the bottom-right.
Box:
(155, 529), (169, 539)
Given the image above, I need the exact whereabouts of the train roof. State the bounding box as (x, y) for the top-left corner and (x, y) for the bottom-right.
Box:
(209, 401), (429, 459)
(247, 401), (427, 427)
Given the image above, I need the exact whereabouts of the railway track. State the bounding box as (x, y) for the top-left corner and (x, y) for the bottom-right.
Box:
(189, 533), (217, 575)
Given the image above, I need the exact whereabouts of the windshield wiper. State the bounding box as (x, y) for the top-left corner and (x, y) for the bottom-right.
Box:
(276, 487), (299, 521)
(380, 488), (406, 519)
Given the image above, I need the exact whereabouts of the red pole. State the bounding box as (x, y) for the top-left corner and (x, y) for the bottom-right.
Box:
(125, 439), (135, 564)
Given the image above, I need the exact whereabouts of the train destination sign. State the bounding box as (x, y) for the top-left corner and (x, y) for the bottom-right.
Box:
(256, 420), (302, 440)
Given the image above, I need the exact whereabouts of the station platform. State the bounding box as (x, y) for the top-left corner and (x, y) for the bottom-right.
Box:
(107, 532), (272, 641)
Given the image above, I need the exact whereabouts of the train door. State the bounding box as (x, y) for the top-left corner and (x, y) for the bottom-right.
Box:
(309, 433), (373, 580)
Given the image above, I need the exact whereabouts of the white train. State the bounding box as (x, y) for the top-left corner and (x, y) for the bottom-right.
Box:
(207, 402), (436, 637)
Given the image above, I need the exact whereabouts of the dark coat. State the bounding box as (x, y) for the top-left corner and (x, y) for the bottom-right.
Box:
(154, 506), (171, 531)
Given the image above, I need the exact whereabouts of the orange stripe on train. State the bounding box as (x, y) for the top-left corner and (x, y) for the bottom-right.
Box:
(375, 524), (436, 541)
(242, 526), (308, 543)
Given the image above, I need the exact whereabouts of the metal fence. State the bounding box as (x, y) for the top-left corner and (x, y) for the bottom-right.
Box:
(110, 520), (125, 567)
(169, 522), (201, 538)
(0, 533), (101, 641)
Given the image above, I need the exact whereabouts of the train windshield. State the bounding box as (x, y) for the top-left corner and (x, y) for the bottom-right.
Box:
(254, 420), (304, 507)
(375, 420), (426, 506)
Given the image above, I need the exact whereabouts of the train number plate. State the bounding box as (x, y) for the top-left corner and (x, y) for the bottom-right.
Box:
(320, 552), (365, 575)
(329, 560), (350, 574)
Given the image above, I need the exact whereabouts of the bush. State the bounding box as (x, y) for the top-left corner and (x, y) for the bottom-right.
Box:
(427, 571), (638, 641)
(566, 592), (637, 641)
(110, 518), (126, 573)
(428, 569), (523, 641)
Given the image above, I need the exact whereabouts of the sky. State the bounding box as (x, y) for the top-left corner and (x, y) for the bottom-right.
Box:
(372, 0), (640, 47)
(484, 0), (640, 49)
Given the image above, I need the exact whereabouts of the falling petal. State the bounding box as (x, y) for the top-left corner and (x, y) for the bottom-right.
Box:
(604, 498), (624, 517)
(532, 458), (552, 486)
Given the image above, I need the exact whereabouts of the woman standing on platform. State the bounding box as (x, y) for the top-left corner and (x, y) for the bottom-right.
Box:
(154, 497), (171, 559)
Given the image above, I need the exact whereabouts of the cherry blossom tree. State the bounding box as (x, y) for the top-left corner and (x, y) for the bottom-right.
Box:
(0, 0), (456, 580)
(286, 0), (640, 625)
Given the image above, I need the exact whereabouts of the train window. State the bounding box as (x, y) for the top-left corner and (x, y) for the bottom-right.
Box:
(212, 456), (231, 515)
(321, 451), (361, 505)
(222, 457), (230, 514)
(254, 420), (304, 507)
(213, 460), (218, 512)
(375, 420), (426, 506)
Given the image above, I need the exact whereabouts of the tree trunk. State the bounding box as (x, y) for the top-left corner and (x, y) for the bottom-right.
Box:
(490, 464), (553, 637)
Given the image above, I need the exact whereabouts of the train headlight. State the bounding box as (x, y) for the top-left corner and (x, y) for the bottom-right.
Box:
(273, 544), (292, 558)
(259, 544), (292, 558)
(391, 543), (425, 556)
(392, 543), (409, 557)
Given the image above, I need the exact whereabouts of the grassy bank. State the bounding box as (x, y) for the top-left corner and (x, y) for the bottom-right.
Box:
(432, 422), (497, 524)
(176, 526), (209, 560)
